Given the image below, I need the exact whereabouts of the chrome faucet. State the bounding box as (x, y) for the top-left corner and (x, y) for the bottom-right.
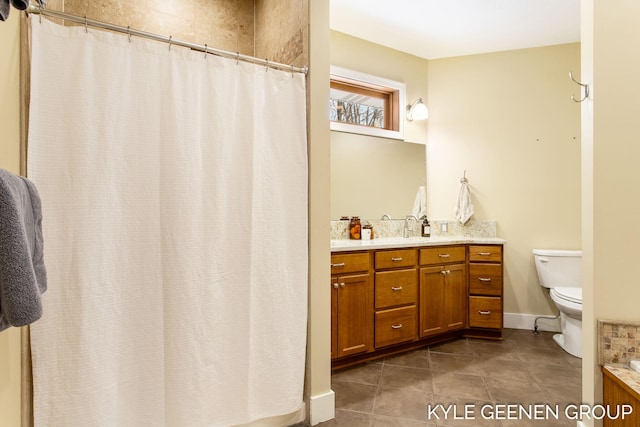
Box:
(403, 215), (418, 238)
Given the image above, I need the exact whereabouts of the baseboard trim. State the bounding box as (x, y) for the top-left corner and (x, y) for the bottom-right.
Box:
(309, 389), (335, 426)
(504, 312), (561, 332)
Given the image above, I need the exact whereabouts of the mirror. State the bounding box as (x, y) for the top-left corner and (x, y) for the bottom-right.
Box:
(331, 131), (426, 219)
(329, 32), (428, 221)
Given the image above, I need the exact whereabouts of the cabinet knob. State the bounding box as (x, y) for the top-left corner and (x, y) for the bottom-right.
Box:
(333, 282), (339, 289)
(391, 324), (403, 329)
(391, 286), (403, 291)
(340, 282), (346, 288)
(478, 310), (492, 315)
(441, 270), (451, 275)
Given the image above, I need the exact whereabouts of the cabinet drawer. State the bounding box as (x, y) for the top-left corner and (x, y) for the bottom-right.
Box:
(375, 249), (417, 270)
(469, 245), (502, 263)
(375, 305), (417, 348)
(420, 246), (466, 265)
(469, 264), (503, 296)
(331, 252), (370, 275)
(375, 269), (417, 309)
(469, 296), (502, 329)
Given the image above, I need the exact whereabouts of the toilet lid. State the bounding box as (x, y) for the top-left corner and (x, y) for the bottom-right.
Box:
(552, 287), (582, 304)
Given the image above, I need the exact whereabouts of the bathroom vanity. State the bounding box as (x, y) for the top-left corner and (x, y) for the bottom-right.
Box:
(330, 237), (505, 370)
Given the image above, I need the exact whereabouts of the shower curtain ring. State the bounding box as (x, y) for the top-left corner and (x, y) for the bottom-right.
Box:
(127, 26), (131, 42)
(291, 64), (294, 78)
(265, 59), (269, 72)
(84, 15), (88, 33)
(204, 44), (208, 59)
(236, 52), (240, 65)
(168, 35), (172, 51)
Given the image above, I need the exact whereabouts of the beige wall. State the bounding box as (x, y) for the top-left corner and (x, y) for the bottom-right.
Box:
(426, 44), (582, 319)
(330, 31), (428, 220)
(306, 2), (332, 424)
(0, 10), (22, 427)
(581, 1), (640, 425)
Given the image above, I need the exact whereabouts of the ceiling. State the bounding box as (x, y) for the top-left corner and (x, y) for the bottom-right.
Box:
(329, 0), (581, 60)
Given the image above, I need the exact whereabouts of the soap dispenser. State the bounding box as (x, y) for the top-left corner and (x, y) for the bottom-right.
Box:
(421, 216), (431, 237)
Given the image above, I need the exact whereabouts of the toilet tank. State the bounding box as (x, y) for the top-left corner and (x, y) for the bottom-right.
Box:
(533, 249), (582, 289)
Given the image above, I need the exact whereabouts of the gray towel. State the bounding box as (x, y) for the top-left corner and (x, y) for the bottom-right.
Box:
(0, 168), (47, 331)
(0, 0), (9, 21)
(9, 0), (28, 11)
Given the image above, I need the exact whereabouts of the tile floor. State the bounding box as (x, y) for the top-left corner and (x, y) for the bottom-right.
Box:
(319, 328), (582, 426)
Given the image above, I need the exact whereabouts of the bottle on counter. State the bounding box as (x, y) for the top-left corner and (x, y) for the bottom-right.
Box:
(362, 222), (373, 240)
(421, 216), (431, 237)
(349, 216), (361, 240)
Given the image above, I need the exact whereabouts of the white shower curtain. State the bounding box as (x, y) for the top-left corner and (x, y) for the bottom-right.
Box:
(27, 19), (308, 427)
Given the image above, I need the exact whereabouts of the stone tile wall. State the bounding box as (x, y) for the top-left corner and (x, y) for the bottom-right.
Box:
(330, 218), (498, 240)
(55, 0), (307, 68)
(599, 320), (640, 365)
(60, 0), (255, 55)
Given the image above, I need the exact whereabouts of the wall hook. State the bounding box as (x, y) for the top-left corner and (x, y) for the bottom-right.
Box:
(569, 71), (589, 103)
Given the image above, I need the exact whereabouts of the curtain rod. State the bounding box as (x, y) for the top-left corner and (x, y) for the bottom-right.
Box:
(25, 5), (308, 76)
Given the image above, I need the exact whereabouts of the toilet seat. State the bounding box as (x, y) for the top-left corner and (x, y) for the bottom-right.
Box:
(551, 287), (582, 304)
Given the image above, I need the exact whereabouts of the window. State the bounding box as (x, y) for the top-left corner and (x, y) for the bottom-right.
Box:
(330, 66), (405, 140)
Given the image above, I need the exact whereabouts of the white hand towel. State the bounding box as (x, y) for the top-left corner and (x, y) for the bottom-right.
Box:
(411, 186), (426, 219)
(454, 182), (474, 225)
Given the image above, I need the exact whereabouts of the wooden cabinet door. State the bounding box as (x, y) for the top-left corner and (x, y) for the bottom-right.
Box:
(419, 266), (445, 337)
(333, 273), (373, 359)
(444, 263), (467, 331)
(331, 276), (338, 359)
(419, 264), (466, 337)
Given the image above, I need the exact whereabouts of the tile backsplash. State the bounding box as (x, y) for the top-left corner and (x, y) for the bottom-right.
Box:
(330, 218), (497, 240)
(599, 319), (640, 365)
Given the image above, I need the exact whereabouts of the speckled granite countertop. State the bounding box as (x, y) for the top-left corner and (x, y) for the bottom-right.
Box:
(603, 365), (640, 396)
(331, 236), (506, 252)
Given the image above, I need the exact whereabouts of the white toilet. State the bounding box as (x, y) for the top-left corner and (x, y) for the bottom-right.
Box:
(533, 249), (582, 358)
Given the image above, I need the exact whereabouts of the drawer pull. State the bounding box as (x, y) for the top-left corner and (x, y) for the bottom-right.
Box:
(478, 310), (492, 315)
(330, 262), (345, 268)
(438, 253), (450, 258)
(333, 282), (339, 289)
(391, 286), (403, 291)
(478, 252), (492, 256)
(478, 277), (492, 282)
(391, 324), (403, 329)
(391, 257), (403, 262)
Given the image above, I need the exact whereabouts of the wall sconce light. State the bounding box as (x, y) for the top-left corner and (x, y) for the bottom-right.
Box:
(406, 98), (429, 121)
